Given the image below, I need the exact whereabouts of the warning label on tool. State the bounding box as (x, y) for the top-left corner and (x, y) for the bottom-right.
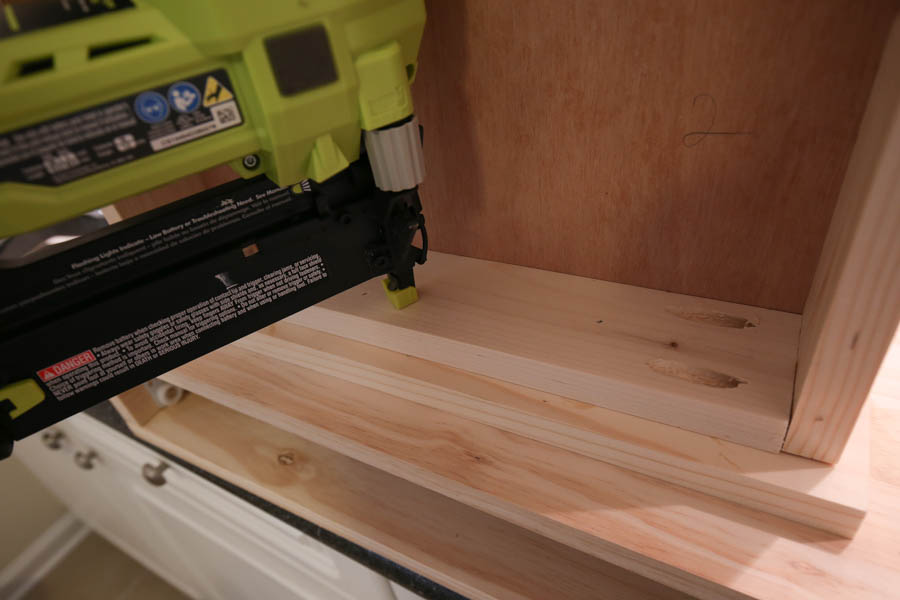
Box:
(202, 75), (234, 107)
(37, 351), (97, 383)
(0, 69), (242, 186)
(40, 254), (328, 401)
(1, 178), (292, 318)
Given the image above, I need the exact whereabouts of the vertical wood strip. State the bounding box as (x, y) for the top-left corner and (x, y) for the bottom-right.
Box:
(785, 17), (900, 462)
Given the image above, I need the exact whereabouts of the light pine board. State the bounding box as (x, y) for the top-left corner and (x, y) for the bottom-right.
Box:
(229, 321), (867, 537)
(157, 342), (900, 600)
(113, 390), (693, 600)
(412, 0), (896, 312)
(103, 165), (237, 222)
(290, 252), (799, 451)
(870, 338), (900, 487)
(786, 16), (900, 463)
(106, 182), (800, 454)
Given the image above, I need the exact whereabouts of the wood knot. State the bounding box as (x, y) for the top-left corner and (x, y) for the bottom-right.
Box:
(277, 452), (295, 465)
(464, 449), (490, 465)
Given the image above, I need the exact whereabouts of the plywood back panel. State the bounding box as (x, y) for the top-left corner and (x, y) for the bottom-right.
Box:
(413, 0), (897, 312)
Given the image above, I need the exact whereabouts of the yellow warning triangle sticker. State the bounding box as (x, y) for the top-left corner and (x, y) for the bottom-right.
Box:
(203, 75), (233, 107)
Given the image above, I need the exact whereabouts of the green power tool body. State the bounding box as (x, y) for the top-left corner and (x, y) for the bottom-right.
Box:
(0, 0), (429, 458)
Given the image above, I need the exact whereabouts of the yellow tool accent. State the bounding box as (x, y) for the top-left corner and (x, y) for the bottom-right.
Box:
(2, 379), (45, 419)
(307, 134), (350, 183)
(356, 41), (414, 130)
(3, 5), (20, 32)
(382, 278), (418, 309)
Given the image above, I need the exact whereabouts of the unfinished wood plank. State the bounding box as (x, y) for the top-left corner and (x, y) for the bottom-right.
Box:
(290, 252), (799, 451)
(112, 385), (162, 429)
(105, 171), (799, 452)
(159, 343), (900, 600)
(103, 165), (237, 223)
(113, 390), (692, 600)
(413, 0), (896, 312)
(229, 321), (867, 537)
(869, 333), (900, 487)
(785, 16), (900, 463)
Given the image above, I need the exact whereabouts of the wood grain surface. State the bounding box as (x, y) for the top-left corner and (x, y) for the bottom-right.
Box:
(115, 390), (693, 600)
(232, 321), (868, 537)
(103, 165), (237, 222)
(291, 252), (799, 451)
(785, 16), (900, 463)
(110, 177), (797, 452)
(155, 336), (900, 600)
(412, 0), (897, 312)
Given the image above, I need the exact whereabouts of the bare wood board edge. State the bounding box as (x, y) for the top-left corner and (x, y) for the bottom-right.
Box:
(787, 15), (900, 463)
(156, 342), (896, 600)
(233, 322), (867, 537)
(104, 166), (797, 453)
(111, 391), (693, 600)
(291, 252), (798, 452)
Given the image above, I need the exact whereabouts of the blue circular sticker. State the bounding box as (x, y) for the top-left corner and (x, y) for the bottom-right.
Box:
(134, 91), (169, 123)
(167, 81), (201, 113)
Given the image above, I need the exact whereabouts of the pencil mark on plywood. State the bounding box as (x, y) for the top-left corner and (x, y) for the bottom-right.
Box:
(683, 94), (754, 147)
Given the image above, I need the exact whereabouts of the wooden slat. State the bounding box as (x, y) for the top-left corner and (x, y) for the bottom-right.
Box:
(229, 322), (867, 537)
(103, 165), (236, 222)
(291, 252), (798, 451)
(113, 390), (693, 600)
(412, 0), (896, 312)
(158, 343), (900, 600)
(870, 337), (900, 487)
(107, 178), (799, 452)
(113, 385), (162, 429)
(785, 16), (900, 463)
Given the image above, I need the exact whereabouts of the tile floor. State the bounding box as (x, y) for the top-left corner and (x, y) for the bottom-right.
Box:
(24, 533), (189, 600)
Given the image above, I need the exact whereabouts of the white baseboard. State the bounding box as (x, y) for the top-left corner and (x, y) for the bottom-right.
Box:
(0, 512), (91, 600)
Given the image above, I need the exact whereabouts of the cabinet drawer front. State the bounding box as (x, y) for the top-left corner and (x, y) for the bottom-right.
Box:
(22, 415), (395, 600)
(17, 421), (206, 598)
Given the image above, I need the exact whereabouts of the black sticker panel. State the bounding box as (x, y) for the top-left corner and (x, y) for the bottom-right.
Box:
(0, 69), (243, 186)
(265, 25), (338, 96)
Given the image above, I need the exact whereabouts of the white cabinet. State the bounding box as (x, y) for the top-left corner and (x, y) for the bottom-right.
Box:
(17, 419), (205, 598)
(17, 414), (397, 600)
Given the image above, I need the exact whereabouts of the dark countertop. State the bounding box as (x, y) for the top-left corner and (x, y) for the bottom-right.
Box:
(85, 401), (467, 600)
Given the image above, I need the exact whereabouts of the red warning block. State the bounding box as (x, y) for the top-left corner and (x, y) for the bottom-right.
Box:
(37, 351), (96, 382)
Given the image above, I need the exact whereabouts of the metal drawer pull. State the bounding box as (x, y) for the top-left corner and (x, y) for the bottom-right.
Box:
(41, 430), (65, 450)
(142, 461), (169, 486)
(74, 449), (97, 470)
